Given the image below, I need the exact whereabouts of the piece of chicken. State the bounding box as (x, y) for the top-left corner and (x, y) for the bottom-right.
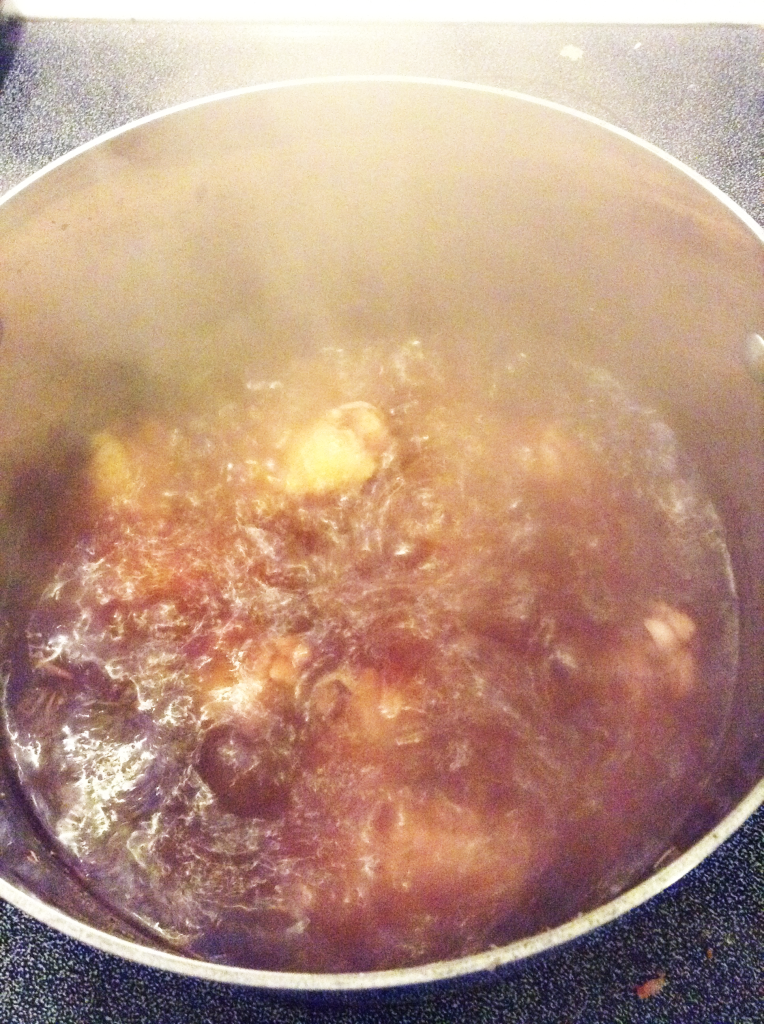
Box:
(89, 431), (141, 503)
(280, 402), (391, 496)
(611, 601), (697, 701)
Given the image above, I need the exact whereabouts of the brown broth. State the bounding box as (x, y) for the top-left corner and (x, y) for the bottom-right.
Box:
(4, 341), (738, 971)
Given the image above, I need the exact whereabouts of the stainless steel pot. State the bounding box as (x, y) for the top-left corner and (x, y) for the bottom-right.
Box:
(0, 77), (762, 991)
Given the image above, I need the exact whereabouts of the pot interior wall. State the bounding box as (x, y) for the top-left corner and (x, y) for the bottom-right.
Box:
(0, 80), (762, 968)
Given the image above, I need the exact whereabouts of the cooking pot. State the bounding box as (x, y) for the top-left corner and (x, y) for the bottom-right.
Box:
(0, 77), (762, 991)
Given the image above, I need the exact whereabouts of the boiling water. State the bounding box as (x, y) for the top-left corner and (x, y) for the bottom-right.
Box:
(4, 341), (738, 971)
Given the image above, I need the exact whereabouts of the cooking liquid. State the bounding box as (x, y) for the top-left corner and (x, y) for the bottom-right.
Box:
(5, 341), (738, 972)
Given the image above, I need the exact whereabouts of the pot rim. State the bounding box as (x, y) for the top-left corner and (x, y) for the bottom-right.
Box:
(1, 75), (762, 991)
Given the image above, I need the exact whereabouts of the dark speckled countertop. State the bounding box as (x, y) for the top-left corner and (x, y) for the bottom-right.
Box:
(0, 18), (763, 1024)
